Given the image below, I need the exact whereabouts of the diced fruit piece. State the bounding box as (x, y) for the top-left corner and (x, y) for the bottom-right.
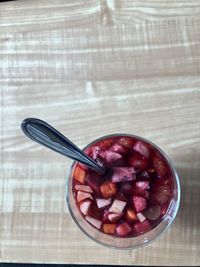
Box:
(112, 167), (136, 183)
(74, 166), (87, 184)
(116, 222), (132, 236)
(132, 196), (147, 212)
(133, 220), (151, 234)
(100, 139), (114, 150)
(80, 200), (92, 215)
(111, 143), (127, 154)
(86, 172), (102, 193)
(100, 181), (117, 198)
(135, 181), (150, 191)
(153, 156), (168, 178)
(96, 198), (111, 208)
(76, 162), (88, 171)
(143, 205), (161, 220)
(103, 224), (116, 234)
(108, 212), (123, 223)
(100, 150), (122, 163)
(77, 191), (93, 202)
(75, 185), (93, 193)
(125, 209), (138, 222)
(133, 141), (150, 158)
(129, 156), (149, 171)
(109, 199), (126, 213)
(133, 188), (150, 199)
(85, 216), (102, 229)
(152, 184), (171, 204)
(119, 182), (133, 195)
(137, 212), (146, 223)
(118, 137), (134, 148)
(90, 146), (101, 160)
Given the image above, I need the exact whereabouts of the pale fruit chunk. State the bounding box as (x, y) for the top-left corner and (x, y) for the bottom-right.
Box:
(137, 212), (146, 223)
(77, 191), (93, 202)
(80, 200), (92, 215)
(85, 216), (102, 229)
(75, 185), (93, 193)
(96, 198), (111, 208)
(133, 141), (150, 158)
(108, 213), (123, 223)
(109, 199), (126, 213)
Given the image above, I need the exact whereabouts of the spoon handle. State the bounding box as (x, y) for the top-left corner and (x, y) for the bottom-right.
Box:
(21, 118), (105, 174)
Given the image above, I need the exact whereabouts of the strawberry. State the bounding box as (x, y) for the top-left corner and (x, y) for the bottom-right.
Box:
(75, 185), (93, 193)
(109, 199), (126, 213)
(111, 143), (127, 154)
(125, 209), (138, 222)
(132, 196), (147, 212)
(116, 222), (132, 237)
(100, 181), (117, 198)
(74, 166), (87, 184)
(103, 224), (116, 234)
(96, 198), (111, 208)
(85, 216), (102, 229)
(77, 191), (93, 202)
(133, 141), (150, 158)
(112, 167), (136, 183)
(79, 200), (92, 215)
(133, 220), (151, 234)
(153, 156), (168, 178)
(129, 156), (149, 171)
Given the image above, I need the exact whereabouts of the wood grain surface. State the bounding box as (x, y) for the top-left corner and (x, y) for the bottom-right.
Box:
(0, 0), (200, 265)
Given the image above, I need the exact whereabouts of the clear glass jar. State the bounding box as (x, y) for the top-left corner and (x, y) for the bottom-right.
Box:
(66, 134), (180, 249)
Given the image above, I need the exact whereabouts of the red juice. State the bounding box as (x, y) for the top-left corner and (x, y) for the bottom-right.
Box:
(72, 136), (174, 238)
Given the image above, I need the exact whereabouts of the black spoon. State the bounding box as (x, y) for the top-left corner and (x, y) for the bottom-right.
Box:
(21, 118), (106, 175)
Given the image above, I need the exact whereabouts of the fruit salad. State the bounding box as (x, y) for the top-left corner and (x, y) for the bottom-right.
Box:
(72, 136), (173, 237)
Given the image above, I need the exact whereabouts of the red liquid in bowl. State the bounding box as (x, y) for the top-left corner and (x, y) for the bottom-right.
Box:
(72, 136), (174, 237)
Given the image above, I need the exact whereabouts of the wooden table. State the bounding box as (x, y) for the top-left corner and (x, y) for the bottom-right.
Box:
(0, 1), (200, 265)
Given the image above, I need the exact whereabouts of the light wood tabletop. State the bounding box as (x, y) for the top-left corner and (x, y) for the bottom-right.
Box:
(0, 0), (200, 265)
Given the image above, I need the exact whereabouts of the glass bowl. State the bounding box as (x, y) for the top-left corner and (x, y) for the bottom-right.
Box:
(66, 134), (180, 249)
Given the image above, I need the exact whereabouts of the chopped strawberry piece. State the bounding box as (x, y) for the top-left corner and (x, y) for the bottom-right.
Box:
(111, 143), (127, 154)
(132, 196), (147, 212)
(75, 185), (93, 193)
(129, 156), (149, 171)
(118, 137), (134, 148)
(103, 223), (116, 234)
(135, 181), (150, 191)
(96, 198), (111, 208)
(125, 209), (138, 222)
(119, 182), (133, 195)
(143, 205), (161, 220)
(137, 212), (146, 223)
(77, 191), (93, 202)
(74, 166), (87, 184)
(112, 167), (136, 183)
(116, 222), (132, 236)
(108, 212), (123, 223)
(109, 199), (126, 213)
(85, 216), (102, 229)
(133, 141), (151, 158)
(133, 188), (150, 199)
(86, 172), (102, 193)
(153, 156), (168, 178)
(133, 220), (151, 234)
(100, 181), (117, 198)
(79, 200), (92, 215)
